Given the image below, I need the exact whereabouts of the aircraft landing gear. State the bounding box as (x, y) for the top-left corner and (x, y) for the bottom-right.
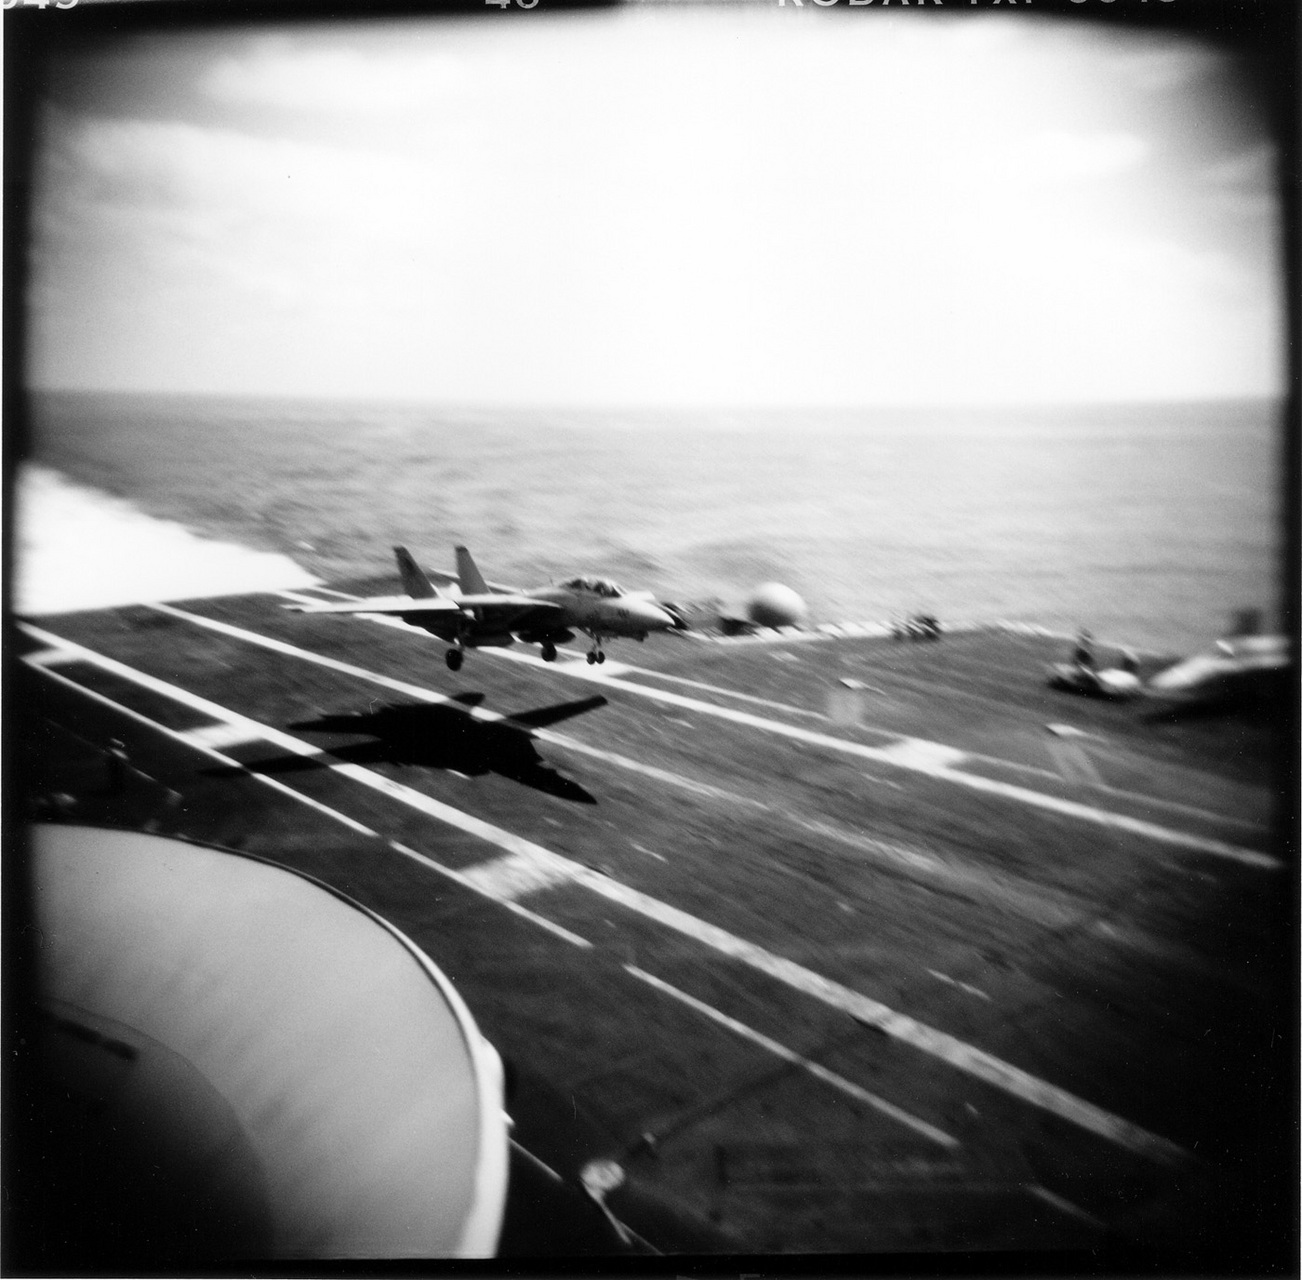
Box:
(586, 650), (606, 666)
(446, 648), (464, 672)
(541, 641), (557, 662)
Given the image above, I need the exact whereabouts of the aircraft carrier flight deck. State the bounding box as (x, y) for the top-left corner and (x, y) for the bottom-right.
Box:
(12, 574), (1291, 1263)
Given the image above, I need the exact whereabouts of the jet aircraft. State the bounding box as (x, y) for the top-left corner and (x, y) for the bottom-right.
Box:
(288, 545), (681, 670)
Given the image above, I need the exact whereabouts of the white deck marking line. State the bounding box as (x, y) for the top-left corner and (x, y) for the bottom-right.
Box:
(459, 847), (580, 901)
(603, 667), (826, 719)
(1026, 1183), (1108, 1230)
(283, 591), (1267, 835)
(388, 844), (593, 949)
(179, 721), (268, 751)
(927, 970), (993, 1002)
(862, 772), (905, 791)
(876, 739), (968, 771)
(626, 965), (958, 1150)
(22, 625), (1189, 1164)
(502, 898), (592, 947)
(24, 647), (79, 668)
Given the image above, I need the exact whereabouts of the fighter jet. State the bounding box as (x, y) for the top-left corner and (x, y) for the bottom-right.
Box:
(287, 545), (681, 670)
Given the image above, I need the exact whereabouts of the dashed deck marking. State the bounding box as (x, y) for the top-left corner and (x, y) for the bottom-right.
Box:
(21, 625), (1194, 1164)
(179, 721), (268, 751)
(1026, 1183), (1108, 1230)
(459, 847), (579, 901)
(927, 970), (993, 1002)
(386, 843), (593, 949)
(625, 965), (959, 1150)
(876, 739), (968, 771)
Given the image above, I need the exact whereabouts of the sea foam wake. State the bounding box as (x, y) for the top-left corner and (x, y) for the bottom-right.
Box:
(15, 465), (319, 615)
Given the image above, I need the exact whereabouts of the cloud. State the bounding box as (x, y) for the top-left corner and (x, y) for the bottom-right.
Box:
(45, 112), (435, 231)
(33, 107), (442, 316)
(26, 12), (1284, 404)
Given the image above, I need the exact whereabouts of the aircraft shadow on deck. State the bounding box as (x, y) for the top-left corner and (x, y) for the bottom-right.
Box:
(207, 693), (608, 805)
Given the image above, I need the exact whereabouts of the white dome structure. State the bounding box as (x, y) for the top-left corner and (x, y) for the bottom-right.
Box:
(747, 583), (807, 629)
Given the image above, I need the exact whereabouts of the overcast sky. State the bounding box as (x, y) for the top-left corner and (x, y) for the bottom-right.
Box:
(27, 7), (1283, 407)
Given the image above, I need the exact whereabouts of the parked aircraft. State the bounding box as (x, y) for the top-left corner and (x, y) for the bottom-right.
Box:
(1045, 613), (1291, 714)
(287, 546), (681, 670)
(1046, 651), (1142, 701)
(1144, 633), (1290, 713)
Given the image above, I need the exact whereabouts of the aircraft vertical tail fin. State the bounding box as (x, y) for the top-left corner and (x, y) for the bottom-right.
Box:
(455, 546), (491, 595)
(394, 546), (438, 599)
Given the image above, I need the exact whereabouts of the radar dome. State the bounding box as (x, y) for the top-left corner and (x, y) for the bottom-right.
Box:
(747, 583), (807, 629)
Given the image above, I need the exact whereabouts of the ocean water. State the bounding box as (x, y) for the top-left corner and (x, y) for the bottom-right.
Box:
(23, 391), (1284, 654)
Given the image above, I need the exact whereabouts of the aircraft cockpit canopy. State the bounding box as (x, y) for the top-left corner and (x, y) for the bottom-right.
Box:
(561, 576), (625, 598)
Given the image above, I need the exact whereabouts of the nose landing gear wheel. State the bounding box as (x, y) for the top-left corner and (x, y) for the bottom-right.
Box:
(446, 649), (464, 671)
(541, 641), (557, 662)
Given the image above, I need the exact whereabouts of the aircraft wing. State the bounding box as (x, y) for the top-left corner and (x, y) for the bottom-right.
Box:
(453, 594), (564, 629)
(423, 570), (525, 594)
(285, 593), (563, 631)
(284, 595), (465, 616)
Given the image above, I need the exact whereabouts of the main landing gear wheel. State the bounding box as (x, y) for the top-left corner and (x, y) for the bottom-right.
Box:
(446, 649), (464, 672)
(541, 641), (557, 662)
(586, 650), (606, 665)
